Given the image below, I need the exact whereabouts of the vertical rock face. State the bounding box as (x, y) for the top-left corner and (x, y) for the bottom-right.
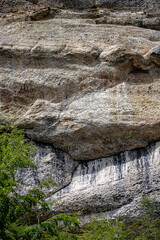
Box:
(0, 18), (160, 160)
(51, 142), (160, 218)
(0, 0), (160, 218)
(16, 139), (160, 219)
(16, 143), (77, 195)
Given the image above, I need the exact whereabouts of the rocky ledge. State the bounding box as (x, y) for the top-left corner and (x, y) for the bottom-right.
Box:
(0, 0), (160, 218)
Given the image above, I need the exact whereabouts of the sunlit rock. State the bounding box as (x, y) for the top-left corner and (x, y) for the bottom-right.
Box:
(0, 0), (160, 218)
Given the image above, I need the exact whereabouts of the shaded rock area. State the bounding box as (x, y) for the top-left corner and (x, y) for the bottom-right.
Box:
(0, 0), (160, 219)
(15, 139), (160, 219)
(16, 142), (77, 195)
(50, 141), (160, 219)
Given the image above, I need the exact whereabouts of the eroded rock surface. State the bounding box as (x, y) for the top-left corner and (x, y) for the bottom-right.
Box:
(1, 13), (160, 160)
(1, 0), (160, 13)
(0, 0), (160, 218)
(51, 141), (160, 218)
(16, 142), (77, 195)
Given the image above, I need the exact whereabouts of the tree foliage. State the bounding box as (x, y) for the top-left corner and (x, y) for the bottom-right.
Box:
(0, 123), (80, 240)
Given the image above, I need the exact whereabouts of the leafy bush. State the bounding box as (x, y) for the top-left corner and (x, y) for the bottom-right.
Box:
(77, 196), (160, 240)
(127, 196), (160, 240)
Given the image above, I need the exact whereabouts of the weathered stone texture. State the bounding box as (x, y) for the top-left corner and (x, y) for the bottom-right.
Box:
(0, 0), (160, 12)
(1, 15), (160, 160)
(16, 142), (77, 195)
(0, 0), (160, 219)
(50, 141), (160, 218)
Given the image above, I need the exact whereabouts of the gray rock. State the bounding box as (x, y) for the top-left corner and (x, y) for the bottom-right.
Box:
(50, 141), (160, 218)
(0, 0), (160, 12)
(16, 142), (77, 195)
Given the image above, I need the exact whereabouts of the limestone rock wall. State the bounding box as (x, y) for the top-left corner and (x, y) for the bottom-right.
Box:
(1, 14), (160, 160)
(16, 140), (160, 219)
(15, 143), (77, 195)
(0, 0), (160, 218)
(51, 141), (160, 218)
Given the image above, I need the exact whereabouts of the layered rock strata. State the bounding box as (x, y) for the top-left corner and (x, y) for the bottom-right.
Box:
(0, 0), (160, 218)
(0, 0), (160, 13)
(1, 13), (160, 160)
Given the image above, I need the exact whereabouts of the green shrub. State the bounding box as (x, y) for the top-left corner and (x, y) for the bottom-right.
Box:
(77, 196), (160, 240)
(0, 122), (80, 240)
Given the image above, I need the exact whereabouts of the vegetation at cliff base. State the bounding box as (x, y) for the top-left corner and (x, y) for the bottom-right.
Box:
(0, 122), (160, 240)
(78, 197), (160, 240)
(0, 122), (80, 239)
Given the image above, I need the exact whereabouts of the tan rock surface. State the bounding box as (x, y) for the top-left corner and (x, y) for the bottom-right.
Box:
(0, 8), (160, 160)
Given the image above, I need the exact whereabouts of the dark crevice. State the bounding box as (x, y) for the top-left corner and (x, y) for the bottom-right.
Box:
(130, 66), (149, 74)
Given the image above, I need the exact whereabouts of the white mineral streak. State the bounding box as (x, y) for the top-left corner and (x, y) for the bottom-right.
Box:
(116, 82), (134, 121)
(51, 141), (160, 218)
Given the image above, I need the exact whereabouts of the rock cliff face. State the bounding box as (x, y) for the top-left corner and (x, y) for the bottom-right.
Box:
(51, 141), (160, 219)
(0, 0), (160, 218)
